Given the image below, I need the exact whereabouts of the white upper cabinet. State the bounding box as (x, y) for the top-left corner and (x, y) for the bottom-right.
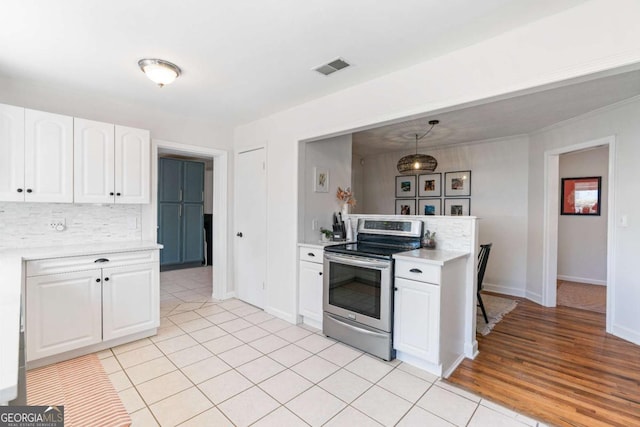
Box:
(0, 104), (73, 203)
(0, 104), (25, 202)
(75, 119), (149, 204)
(24, 109), (74, 203)
(115, 126), (150, 204)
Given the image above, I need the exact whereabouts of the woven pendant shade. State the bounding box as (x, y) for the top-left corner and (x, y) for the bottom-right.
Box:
(396, 119), (439, 174)
(397, 154), (437, 174)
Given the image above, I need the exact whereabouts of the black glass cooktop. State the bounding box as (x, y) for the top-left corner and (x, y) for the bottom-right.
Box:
(325, 242), (417, 260)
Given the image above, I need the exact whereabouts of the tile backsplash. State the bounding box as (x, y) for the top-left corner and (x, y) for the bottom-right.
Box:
(0, 203), (142, 249)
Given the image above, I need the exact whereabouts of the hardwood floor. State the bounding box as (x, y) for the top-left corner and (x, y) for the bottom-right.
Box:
(447, 298), (640, 427)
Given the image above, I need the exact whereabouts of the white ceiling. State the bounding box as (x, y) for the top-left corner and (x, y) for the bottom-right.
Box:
(352, 69), (640, 157)
(0, 0), (587, 127)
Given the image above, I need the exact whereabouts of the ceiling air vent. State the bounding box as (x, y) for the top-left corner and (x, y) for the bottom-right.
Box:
(314, 58), (350, 76)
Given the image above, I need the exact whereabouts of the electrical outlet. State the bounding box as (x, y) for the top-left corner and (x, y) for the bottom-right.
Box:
(49, 218), (66, 231)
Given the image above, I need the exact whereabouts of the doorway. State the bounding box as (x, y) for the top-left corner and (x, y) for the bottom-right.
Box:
(542, 136), (615, 331)
(145, 139), (228, 300)
(234, 147), (266, 308)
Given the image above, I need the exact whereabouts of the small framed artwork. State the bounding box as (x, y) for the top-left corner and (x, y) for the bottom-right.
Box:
(444, 198), (470, 216)
(395, 175), (416, 198)
(418, 198), (442, 216)
(313, 167), (329, 193)
(444, 170), (471, 197)
(561, 176), (601, 215)
(395, 199), (416, 216)
(418, 173), (442, 197)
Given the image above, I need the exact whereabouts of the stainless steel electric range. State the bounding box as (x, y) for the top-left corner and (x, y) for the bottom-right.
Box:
(323, 218), (423, 360)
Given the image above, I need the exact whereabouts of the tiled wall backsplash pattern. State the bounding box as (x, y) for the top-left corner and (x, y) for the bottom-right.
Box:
(0, 203), (142, 249)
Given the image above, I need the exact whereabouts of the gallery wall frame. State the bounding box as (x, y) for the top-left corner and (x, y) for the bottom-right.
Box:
(395, 175), (416, 198)
(444, 170), (471, 197)
(395, 199), (416, 215)
(444, 198), (470, 216)
(418, 173), (442, 197)
(418, 198), (442, 216)
(313, 167), (329, 193)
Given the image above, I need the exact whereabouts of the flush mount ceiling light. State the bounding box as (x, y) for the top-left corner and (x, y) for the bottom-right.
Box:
(396, 120), (440, 174)
(138, 58), (181, 87)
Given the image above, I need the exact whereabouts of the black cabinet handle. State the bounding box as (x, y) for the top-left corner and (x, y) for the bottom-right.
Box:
(409, 268), (423, 274)
(104, 277), (109, 282)
(17, 188), (23, 193)
(236, 232), (243, 237)
(26, 189), (32, 193)
(308, 253), (315, 257)
(94, 258), (110, 263)
(96, 278), (101, 283)
(109, 192), (114, 196)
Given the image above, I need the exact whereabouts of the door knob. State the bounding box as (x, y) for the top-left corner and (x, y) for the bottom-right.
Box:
(236, 232), (243, 237)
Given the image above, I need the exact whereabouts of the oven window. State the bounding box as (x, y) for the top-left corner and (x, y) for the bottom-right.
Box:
(328, 262), (381, 319)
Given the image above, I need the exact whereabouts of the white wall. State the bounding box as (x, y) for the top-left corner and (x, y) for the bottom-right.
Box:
(351, 155), (364, 215)
(235, 0), (640, 322)
(359, 136), (530, 295)
(558, 147), (608, 285)
(300, 135), (352, 243)
(528, 96), (640, 344)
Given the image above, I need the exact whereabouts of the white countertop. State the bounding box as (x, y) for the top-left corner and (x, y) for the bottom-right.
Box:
(298, 241), (352, 249)
(393, 249), (469, 265)
(0, 240), (162, 403)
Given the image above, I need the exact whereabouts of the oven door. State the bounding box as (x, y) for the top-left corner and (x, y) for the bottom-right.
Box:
(323, 253), (392, 332)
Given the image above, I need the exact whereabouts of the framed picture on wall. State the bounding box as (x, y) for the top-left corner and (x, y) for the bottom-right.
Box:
(444, 198), (470, 216)
(395, 175), (416, 198)
(561, 176), (601, 215)
(395, 199), (416, 215)
(418, 173), (441, 197)
(313, 167), (329, 193)
(418, 198), (442, 215)
(444, 170), (471, 197)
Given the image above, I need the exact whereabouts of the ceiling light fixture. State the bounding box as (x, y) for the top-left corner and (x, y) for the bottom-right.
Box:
(397, 120), (440, 174)
(138, 58), (181, 87)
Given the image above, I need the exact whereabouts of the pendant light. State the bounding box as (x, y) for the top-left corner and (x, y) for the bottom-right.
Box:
(138, 59), (182, 87)
(397, 120), (439, 174)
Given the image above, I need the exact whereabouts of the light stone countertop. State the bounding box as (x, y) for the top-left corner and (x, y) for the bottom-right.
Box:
(393, 248), (470, 266)
(0, 240), (162, 404)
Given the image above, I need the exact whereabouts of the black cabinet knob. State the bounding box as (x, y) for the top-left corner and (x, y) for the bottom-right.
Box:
(394, 287), (398, 291)
(104, 277), (109, 281)
(26, 189), (32, 193)
(17, 188), (23, 193)
(116, 192), (121, 196)
(236, 232), (243, 237)
(96, 278), (101, 283)
(319, 272), (323, 276)
(109, 192), (114, 196)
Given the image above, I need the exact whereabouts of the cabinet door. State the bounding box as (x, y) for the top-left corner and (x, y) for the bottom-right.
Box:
(26, 269), (102, 362)
(102, 263), (159, 341)
(182, 203), (204, 263)
(115, 126), (150, 204)
(183, 161), (204, 203)
(0, 103), (25, 202)
(299, 260), (323, 322)
(24, 109), (73, 203)
(393, 277), (440, 363)
(159, 203), (182, 265)
(158, 158), (182, 202)
(74, 118), (115, 203)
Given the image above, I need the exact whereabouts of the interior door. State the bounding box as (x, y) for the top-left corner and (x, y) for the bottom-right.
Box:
(235, 147), (266, 308)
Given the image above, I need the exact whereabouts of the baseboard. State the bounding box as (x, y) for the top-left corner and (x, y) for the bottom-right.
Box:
(465, 340), (479, 359)
(611, 323), (640, 346)
(442, 354), (466, 379)
(525, 289), (543, 305)
(557, 275), (606, 286)
(265, 306), (297, 325)
(482, 282), (526, 297)
(223, 291), (236, 300)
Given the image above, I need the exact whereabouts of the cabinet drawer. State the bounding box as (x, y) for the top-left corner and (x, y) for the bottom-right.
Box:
(395, 260), (441, 284)
(299, 246), (323, 264)
(26, 250), (159, 277)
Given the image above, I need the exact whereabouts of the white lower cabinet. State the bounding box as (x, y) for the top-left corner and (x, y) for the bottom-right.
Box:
(25, 251), (159, 363)
(393, 277), (440, 363)
(298, 245), (324, 328)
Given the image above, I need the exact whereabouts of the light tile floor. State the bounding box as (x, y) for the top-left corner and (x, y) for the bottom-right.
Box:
(98, 266), (547, 427)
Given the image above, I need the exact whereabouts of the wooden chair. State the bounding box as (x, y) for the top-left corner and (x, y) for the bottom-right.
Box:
(477, 243), (492, 324)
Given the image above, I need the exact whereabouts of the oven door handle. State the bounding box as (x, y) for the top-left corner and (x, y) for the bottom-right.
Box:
(324, 253), (390, 269)
(325, 313), (390, 338)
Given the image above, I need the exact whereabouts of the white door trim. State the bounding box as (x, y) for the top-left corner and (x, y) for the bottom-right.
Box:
(542, 135), (615, 332)
(146, 139), (229, 301)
